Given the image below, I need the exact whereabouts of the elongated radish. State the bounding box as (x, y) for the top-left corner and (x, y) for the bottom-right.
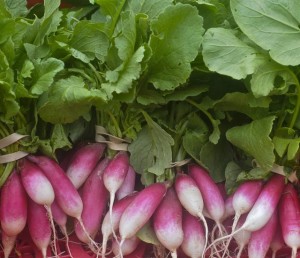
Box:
(188, 164), (225, 234)
(19, 158), (58, 255)
(0, 170), (27, 236)
(101, 193), (137, 257)
(233, 214), (251, 258)
(28, 198), (52, 258)
(248, 210), (278, 258)
(270, 223), (285, 258)
(112, 235), (140, 256)
(210, 174), (285, 248)
(222, 180), (263, 257)
(2, 231), (17, 258)
(27, 155), (97, 249)
(116, 165), (136, 200)
(74, 158), (109, 244)
(279, 183), (300, 258)
(223, 195), (235, 221)
(66, 143), (105, 189)
(153, 187), (184, 258)
(174, 173), (208, 258)
(119, 182), (167, 242)
(181, 211), (206, 258)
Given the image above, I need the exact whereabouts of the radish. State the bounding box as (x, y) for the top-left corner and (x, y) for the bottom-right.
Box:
(174, 173), (209, 258)
(27, 155), (97, 250)
(101, 193), (137, 257)
(74, 158), (109, 244)
(210, 174), (285, 249)
(0, 170), (27, 237)
(153, 187), (184, 258)
(279, 183), (300, 258)
(222, 180), (263, 257)
(181, 211), (206, 258)
(188, 164), (225, 235)
(223, 195), (235, 221)
(248, 210), (278, 258)
(270, 223), (285, 258)
(27, 198), (52, 258)
(116, 165), (136, 200)
(119, 182), (167, 245)
(1, 231), (17, 258)
(66, 143), (105, 189)
(112, 235), (140, 256)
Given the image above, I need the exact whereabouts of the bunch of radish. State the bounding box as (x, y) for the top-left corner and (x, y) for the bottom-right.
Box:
(0, 142), (299, 258)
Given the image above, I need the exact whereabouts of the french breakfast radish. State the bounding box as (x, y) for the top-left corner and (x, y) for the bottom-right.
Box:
(270, 223), (285, 258)
(116, 165), (136, 200)
(181, 211), (206, 258)
(74, 158), (109, 244)
(0, 170), (27, 237)
(279, 183), (300, 258)
(1, 231), (17, 258)
(66, 143), (105, 189)
(119, 182), (167, 242)
(174, 173), (208, 258)
(27, 198), (52, 258)
(248, 210), (278, 258)
(153, 187), (184, 258)
(112, 235), (140, 256)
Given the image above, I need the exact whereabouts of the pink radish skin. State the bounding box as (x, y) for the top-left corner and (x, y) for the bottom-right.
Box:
(51, 200), (67, 232)
(248, 210), (278, 258)
(270, 222), (285, 258)
(28, 198), (52, 258)
(2, 232), (17, 258)
(19, 159), (55, 206)
(27, 155), (83, 219)
(174, 173), (209, 257)
(223, 195), (235, 221)
(189, 164), (225, 231)
(112, 235), (140, 256)
(119, 182), (168, 241)
(66, 143), (105, 189)
(0, 170), (27, 236)
(181, 211), (206, 258)
(153, 188), (184, 258)
(75, 158), (110, 243)
(279, 183), (300, 258)
(116, 165), (136, 200)
(101, 193), (137, 257)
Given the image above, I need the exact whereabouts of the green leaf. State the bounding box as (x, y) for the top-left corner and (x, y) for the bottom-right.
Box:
(102, 46), (145, 96)
(128, 112), (174, 178)
(0, 19), (15, 45)
(199, 137), (234, 182)
(237, 167), (270, 182)
(226, 116), (276, 171)
(136, 222), (160, 245)
(50, 124), (72, 152)
(38, 76), (107, 124)
(250, 61), (298, 97)
(202, 28), (263, 80)
(5, 0), (27, 17)
(30, 58), (64, 95)
(147, 3), (204, 90)
(0, 81), (19, 121)
(231, 0), (300, 66)
(165, 84), (209, 102)
(224, 161), (243, 194)
(69, 20), (109, 63)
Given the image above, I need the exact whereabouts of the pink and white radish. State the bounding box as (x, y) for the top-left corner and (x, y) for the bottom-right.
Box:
(270, 223), (285, 258)
(66, 143), (105, 189)
(188, 164), (225, 235)
(27, 155), (97, 249)
(279, 183), (300, 258)
(19, 158), (58, 255)
(74, 158), (109, 244)
(174, 173), (209, 258)
(112, 235), (140, 256)
(248, 210), (278, 258)
(116, 165), (136, 200)
(101, 193), (137, 257)
(153, 187), (184, 258)
(0, 170), (27, 240)
(1, 231), (17, 258)
(119, 182), (168, 246)
(181, 211), (206, 258)
(27, 198), (52, 258)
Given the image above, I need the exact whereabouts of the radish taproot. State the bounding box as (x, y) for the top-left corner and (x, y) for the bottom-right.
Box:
(1, 232), (17, 258)
(233, 214), (251, 258)
(279, 183), (300, 258)
(66, 143), (105, 189)
(74, 158), (109, 244)
(112, 235), (140, 256)
(153, 187), (184, 258)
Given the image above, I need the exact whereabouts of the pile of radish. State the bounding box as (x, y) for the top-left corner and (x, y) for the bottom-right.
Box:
(0, 142), (299, 258)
